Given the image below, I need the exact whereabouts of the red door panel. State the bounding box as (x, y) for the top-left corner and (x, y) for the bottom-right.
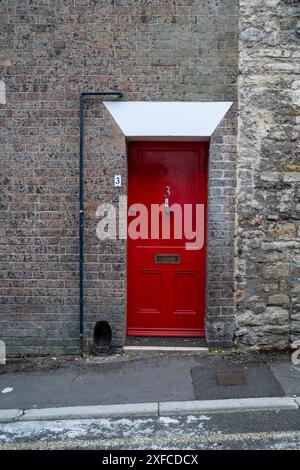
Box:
(173, 270), (198, 315)
(137, 270), (161, 315)
(127, 141), (207, 337)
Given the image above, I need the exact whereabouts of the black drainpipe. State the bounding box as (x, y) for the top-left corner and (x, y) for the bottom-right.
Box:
(79, 91), (123, 355)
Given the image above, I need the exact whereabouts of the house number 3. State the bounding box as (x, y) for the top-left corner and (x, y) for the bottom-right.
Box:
(164, 185), (171, 197)
(114, 175), (122, 187)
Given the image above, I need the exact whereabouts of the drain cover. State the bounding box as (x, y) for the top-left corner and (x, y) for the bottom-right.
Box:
(215, 371), (246, 386)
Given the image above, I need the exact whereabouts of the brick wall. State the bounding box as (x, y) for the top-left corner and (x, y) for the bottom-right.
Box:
(0, 0), (238, 355)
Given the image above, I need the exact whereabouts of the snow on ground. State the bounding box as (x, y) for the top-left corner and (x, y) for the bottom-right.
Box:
(0, 415), (210, 444)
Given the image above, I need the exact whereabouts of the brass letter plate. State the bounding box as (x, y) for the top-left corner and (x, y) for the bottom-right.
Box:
(155, 254), (181, 264)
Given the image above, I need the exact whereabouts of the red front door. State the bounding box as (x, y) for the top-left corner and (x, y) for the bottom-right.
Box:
(127, 142), (207, 337)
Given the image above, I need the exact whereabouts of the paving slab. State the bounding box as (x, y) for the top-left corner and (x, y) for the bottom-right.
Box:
(271, 362), (300, 396)
(0, 356), (195, 409)
(191, 363), (284, 400)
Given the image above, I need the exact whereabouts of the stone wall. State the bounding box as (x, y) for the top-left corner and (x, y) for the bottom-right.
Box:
(0, 0), (238, 355)
(236, 0), (300, 348)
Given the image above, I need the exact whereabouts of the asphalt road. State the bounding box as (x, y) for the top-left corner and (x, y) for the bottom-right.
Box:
(0, 410), (300, 450)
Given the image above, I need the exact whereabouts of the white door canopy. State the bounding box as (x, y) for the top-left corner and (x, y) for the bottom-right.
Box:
(104, 101), (233, 140)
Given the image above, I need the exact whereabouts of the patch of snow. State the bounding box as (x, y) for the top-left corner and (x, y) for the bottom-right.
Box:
(159, 416), (179, 425)
(186, 415), (197, 423)
(109, 418), (154, 428)
(1, 387), (13, 394)
(186, 415), (210, 423)
(0, 415), (214, 447)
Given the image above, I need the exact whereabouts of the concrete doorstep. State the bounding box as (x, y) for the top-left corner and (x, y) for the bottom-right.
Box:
(0, 397), (299, 423)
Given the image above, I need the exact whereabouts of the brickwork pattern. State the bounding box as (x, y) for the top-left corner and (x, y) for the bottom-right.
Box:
(0, 0), (237, 354)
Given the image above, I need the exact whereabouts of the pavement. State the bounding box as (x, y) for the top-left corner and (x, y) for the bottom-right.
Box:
(0, 351), (300, 449)
(0, 350), (299, 421)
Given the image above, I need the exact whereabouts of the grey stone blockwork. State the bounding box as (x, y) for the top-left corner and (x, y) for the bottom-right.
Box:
(236, 0), (300, 348)
(9, 0), (300, 355)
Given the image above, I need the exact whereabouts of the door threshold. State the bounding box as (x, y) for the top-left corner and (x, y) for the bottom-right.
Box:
(125, 336), (207, 352)
(123, 345), (208, 352)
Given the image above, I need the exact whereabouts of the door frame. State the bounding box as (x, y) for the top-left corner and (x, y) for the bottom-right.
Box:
(126, 140), (208, 338)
